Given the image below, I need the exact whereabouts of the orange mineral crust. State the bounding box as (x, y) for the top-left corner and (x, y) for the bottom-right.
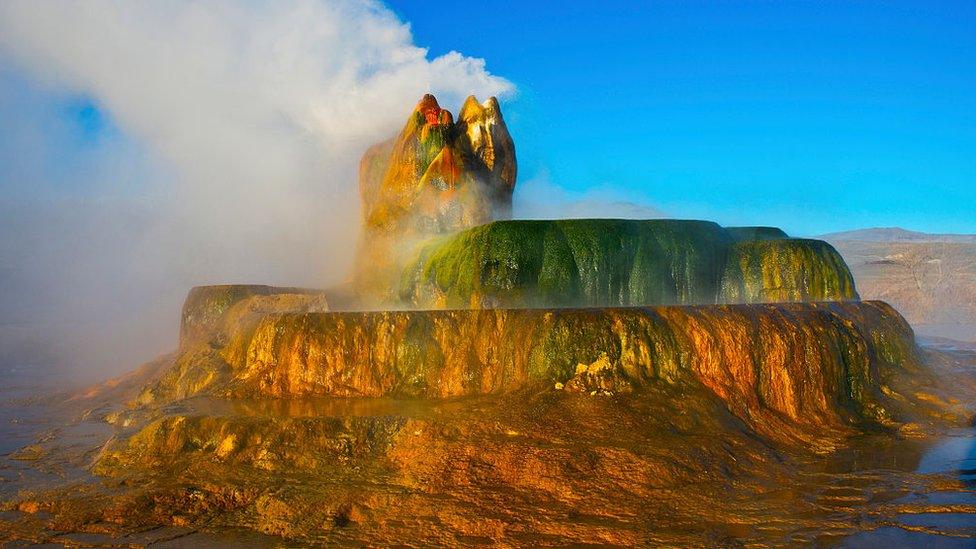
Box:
(134, 297), (922, 443)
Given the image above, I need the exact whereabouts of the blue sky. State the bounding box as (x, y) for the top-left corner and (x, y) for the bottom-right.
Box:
(2, 1), (974, 236)
(391, 0), (975, 235)
(0, 1), (972, 371)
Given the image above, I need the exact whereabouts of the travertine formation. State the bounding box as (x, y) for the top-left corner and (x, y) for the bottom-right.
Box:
(355, 94), (516, 301)
(399, 219), (856, 309)
(139, 292), (919, 441)
(180, 285), (329, 347)
(11, 93), (966, 547)
(721, 237), (856, 304)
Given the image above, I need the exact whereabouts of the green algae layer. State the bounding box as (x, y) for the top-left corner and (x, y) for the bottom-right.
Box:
(722, 238), (857, 304)
(398, 219), (857, 309)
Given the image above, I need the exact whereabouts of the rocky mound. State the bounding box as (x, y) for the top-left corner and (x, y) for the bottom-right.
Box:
(76, 292), (967, 546)
(399, 219), (856, 308)
(136, 287), (919, 443)
(180, 285), (329, 347)
(355, 94), (517, 301)
(721, 237), (856, 303)
(7, 94), (970, 547)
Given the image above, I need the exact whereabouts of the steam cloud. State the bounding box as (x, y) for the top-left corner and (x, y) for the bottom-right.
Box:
(0, 0), (512, 379)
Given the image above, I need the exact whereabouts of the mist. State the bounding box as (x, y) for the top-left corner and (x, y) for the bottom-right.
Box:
(513, 171), (668, 221)
(0, 0), (512, 381)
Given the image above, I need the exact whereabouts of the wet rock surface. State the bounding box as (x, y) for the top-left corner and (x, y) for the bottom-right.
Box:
(134, 300), (919, 442)
(399, 219), (856, 309)
(1, 339), (974, 546)
(3, 286), (975, 546)
(2, 92), (972, 545)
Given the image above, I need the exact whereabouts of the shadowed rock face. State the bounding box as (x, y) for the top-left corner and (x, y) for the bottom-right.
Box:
(399, 219), (857, 309)
(141, 299), (919, 441)
(354, 94), (517, 302)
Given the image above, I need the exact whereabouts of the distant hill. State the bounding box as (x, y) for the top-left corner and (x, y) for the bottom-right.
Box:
(820, 227), (976, 243)
(822, 229), (976, 342)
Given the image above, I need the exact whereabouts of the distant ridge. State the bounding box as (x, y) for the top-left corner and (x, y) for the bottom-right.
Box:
(821, 227), (976, 243)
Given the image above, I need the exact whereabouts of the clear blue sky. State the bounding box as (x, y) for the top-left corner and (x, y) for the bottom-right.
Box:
(390, 0), (975, 235)
(3, 2), (974, 236)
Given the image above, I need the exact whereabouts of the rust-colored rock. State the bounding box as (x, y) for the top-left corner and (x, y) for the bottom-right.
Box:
(8, 94), (973, 549)
(139, 298), (921, 441)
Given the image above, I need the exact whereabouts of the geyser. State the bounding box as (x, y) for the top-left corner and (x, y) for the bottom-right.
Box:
(355, 94), (517, 302)
(5, 93), (971, 547)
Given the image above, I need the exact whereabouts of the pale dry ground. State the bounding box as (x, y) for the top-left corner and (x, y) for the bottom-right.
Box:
(827, 239), (976, 342)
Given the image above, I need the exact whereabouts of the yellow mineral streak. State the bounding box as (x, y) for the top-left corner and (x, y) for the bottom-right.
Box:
(161, 301), (919, 441)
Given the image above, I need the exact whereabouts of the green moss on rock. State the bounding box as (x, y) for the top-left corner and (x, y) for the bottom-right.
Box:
(720, 239), (858, 303)
(399, 219), (857, 308)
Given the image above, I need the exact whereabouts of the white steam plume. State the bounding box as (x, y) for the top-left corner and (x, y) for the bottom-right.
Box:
(0, 0), (513, 379)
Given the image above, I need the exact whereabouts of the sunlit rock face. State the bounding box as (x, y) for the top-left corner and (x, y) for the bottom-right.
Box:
(398, 219), (857, 309)
(721, 238), (857, 303)
(141, 297), (919, 440)
(456, 95), (517, 213)
(15, 93), (963, 547)
(354, 94), (517, 302)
